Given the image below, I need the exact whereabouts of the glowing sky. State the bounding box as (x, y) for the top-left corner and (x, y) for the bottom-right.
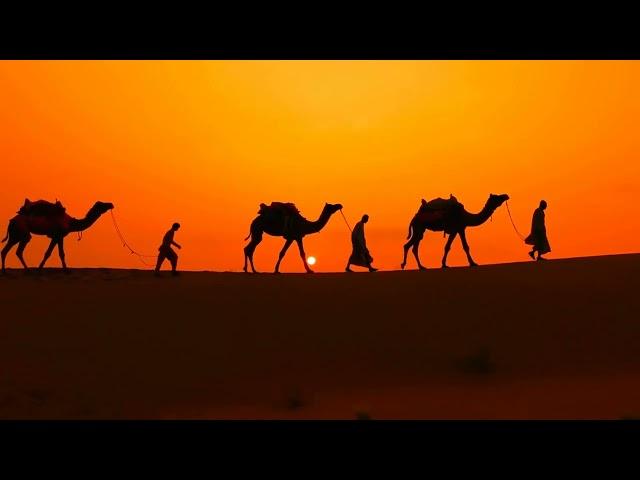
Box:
(0, 61), (638, 271)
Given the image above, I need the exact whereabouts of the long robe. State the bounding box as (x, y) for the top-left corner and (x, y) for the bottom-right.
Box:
(348, 221), (373, 267)
(524, 208), (551, 254)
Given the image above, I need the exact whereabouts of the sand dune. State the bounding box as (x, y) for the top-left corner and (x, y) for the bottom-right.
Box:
(1, 254), (639, 419)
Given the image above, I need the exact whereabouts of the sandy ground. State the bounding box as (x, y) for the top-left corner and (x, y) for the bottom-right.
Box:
(1, 254), (639, 419)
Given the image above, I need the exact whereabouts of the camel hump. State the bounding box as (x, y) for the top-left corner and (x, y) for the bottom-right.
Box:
(420, 196), (463, 212)
(414, 195), (464, 223)
(259, 202), (301, 217)
(18, 199), (66, 217)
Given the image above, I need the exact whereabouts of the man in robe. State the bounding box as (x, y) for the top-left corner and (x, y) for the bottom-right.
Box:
(346, 214), (377, 272)
(525, 200), (551, 261)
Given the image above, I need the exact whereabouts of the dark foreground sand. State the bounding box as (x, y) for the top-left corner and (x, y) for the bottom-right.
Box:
(1, 254), (639, 419)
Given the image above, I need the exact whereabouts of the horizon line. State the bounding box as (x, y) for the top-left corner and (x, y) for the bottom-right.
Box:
(3, 252), (638, 274)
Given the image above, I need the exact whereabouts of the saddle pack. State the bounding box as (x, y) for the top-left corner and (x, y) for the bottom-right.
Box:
(258, 202), (301, 218)
(18, 199), (66, 217)
(413, 195), (464, 223)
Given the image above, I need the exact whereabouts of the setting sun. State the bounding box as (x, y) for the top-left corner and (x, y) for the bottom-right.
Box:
(2, 57), (639, 422)
(0, 61), (638, 272)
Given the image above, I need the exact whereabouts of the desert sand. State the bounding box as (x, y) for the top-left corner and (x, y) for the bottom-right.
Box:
(1, 253), (639, 419)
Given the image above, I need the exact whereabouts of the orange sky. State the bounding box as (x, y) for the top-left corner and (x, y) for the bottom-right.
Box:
(0, 61), (638, 272)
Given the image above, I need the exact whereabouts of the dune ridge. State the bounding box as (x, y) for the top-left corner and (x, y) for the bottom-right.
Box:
(1, 253), (639, 419)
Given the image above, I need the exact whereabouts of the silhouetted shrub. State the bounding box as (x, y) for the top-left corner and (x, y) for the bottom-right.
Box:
(619, 415), (640, 421)
(285, 388), (307, 411)
(456, 347), (495, 375)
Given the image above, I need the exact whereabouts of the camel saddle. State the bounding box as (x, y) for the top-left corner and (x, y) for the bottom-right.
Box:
(18, 199), (66, 217)
(259, 202), (301, 218)
(413, 195), (464, 223)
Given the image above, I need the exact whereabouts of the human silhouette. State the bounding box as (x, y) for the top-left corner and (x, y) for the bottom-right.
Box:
(155, 222), (181, 275)
(346, 214), (377, 272)
(525, 200), (551, 261)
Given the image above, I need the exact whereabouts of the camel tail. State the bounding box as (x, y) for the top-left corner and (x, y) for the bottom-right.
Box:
(244, 222), (253, 241)
(1, 224), (7, 243)
(406, 224), (413, 240)
(245, 217), (261, 241)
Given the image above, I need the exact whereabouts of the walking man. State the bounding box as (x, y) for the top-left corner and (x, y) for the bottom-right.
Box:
(155, 222), (181, 275)
(525, 200), (551, 261)
(346, 214), (377, 272)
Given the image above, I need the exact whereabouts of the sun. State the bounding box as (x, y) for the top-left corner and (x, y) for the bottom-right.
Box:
(307, 256), (317, 266)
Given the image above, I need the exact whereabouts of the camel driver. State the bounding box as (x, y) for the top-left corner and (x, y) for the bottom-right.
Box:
(155, 222), (181, 275)
(525, 200), (551, 261)
(346, 214), (378, 272)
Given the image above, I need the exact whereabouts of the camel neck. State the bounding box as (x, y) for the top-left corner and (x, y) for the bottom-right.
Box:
(464, 200), (496, 227)
(69, 207), (102, 232)
(306, 207), (332, 234)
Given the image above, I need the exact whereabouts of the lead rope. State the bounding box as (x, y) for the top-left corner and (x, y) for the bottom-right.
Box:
(505, 200), (526, 241)
(110, 210), (157, 266)
(339, 209), (353, 233)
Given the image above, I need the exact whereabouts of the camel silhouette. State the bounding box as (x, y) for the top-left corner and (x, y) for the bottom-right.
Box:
(1, 199), (114, 273)
(243, 202), (343, 273)
(401, 193), (509, 270)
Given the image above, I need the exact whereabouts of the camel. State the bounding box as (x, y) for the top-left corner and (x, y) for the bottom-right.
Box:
(243, 202), (343, 273)
(1, 199), (114, 273)
(401, 193), (509, 270)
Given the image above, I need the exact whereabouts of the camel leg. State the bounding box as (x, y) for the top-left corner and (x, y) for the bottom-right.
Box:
(39, 238), (58, 270)
(401, 238), (414, 270)
(441, 232), (457, 268)
(16, 238), (31, 270)
(412, 239), (427, 270)
(244, 232), (262, 273)
(243, 243), (258, 273)
(296, 239), (313, 273)
(274, 238), (293, 274)
(243, 242), (251, 272)
(248, 251), (258, 273)
(1, 239), (20, 273)
(459, 230), (478, 267)
(57, 237), (68, 272)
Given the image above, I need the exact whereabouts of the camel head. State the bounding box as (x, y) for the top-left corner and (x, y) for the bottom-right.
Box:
(324, 203), (343, 214)
(91, 201), (115, 216)
(488, 194), (509, 209)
